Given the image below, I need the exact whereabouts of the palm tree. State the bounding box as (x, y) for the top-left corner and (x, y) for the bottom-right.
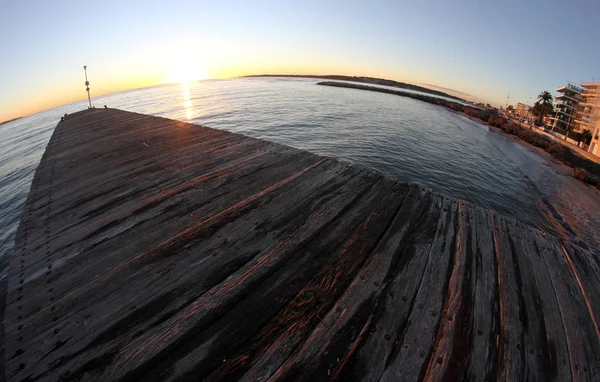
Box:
(535, 91), (554, 127)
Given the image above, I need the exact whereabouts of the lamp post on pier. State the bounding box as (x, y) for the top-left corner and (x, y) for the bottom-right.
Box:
(83, 65), (92, 109)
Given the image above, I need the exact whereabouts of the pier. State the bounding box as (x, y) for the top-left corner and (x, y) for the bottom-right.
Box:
(4, 109), (600, 381)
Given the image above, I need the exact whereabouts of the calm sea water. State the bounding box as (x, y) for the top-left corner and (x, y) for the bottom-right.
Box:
(0, 77), (594, 276)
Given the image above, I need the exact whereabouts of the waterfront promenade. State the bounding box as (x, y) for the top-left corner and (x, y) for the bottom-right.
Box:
(4, 109), (600, 381)
(516, 120), (600, 164)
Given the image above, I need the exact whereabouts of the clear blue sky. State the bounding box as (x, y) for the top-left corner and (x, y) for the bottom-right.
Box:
(1, 0), (599, 120)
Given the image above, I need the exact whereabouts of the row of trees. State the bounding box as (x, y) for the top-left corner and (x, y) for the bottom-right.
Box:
(505, 91), (554, 126)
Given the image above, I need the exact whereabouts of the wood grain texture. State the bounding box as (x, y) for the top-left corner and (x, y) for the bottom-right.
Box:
(4, 109), (599, 381)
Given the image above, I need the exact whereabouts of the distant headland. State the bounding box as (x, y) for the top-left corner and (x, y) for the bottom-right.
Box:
(241, 74), (466, 102)
(0, 116), (22, 126)
(316, 81), (476, 111)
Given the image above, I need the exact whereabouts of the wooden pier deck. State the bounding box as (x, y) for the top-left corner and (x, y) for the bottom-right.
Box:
(4, 109), (600, 381)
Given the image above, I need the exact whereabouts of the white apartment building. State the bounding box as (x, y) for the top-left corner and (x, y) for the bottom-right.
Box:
(583, 83), (600, 156)
(549, 83), (584, 131)
(574, 82), (600, 156)
(515, 103), (531, 119)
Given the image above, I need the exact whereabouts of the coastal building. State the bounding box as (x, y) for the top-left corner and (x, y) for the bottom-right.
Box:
(515, 103), (531, 118)
(581, 82), (600, 156)
(574, 82), (598, 131)
(589, 119), (600, 156)
(549, 83), (584, 132)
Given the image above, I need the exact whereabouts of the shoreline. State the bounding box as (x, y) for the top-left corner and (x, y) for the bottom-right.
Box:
(452, 109), (600, 252)
(454, 109), (598, 180)
(320, 79), (600, 190)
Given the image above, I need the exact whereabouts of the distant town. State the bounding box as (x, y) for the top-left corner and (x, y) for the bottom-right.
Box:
(504, 81), (599, 158)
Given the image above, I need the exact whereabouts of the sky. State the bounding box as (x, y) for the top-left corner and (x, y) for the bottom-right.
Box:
(1, 0), (599, 121)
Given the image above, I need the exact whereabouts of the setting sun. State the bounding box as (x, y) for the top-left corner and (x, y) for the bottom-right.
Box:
(167, 61), (208, 83)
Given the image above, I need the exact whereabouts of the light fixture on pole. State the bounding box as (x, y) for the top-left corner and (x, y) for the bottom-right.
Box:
(83, 65), (92, 109)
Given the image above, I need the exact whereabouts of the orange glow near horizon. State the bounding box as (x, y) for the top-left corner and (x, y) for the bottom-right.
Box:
(1, 33), (425, 122)
(1, 61), (427, 123)
(2, 73), (165, 122)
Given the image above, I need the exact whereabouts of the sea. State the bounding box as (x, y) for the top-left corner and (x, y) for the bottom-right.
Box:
(1, 76), (598, 298)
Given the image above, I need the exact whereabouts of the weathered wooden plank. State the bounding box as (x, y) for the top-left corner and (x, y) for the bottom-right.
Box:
(560, 241), (600, 343)
(378, 196), (458, 382)
(520, 227), (572, 381)
(268, 186), (438, 380)
(490, 212), (526, 380)
(503, 219), (555, 380)
(11, 147), (314, 310)
(153, 178), (404, 381)
(227, 181), (410, 382)
(422, 200), (472, 381)
(9, 161), (356, 380)
(49, 133), (264, 217)
(460, 204), (499, 381)
(535, 231), (600, 379)
(21, 162), (360, 379)
(96, 170), (379, 381)
(558, 242), (600, 379)
(43, 145), (301, 258)
(336, 192), (446, 381)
